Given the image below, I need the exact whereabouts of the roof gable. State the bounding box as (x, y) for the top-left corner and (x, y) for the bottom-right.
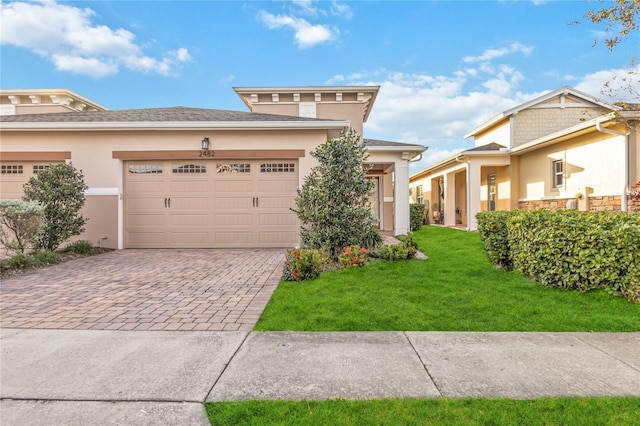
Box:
(465, 86), (618, 139)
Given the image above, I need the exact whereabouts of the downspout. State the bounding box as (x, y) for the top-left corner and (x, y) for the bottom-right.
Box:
(596, 122), (630, 212)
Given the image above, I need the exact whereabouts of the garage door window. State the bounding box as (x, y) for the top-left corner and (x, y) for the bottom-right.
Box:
(216, 163), (251, 173)
(33, 165), (52, 174)
(173, 164), (206, 174)
(129, 164), (163, 174)
(1, 165), (23, 174)
(260, 163), (295, 173)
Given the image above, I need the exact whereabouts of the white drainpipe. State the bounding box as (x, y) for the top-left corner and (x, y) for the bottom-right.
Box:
(596, 122), (630, 212)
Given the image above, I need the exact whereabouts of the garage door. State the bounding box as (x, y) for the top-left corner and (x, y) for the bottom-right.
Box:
(124, 160), (299, 248)
(0, 162), (63, 200)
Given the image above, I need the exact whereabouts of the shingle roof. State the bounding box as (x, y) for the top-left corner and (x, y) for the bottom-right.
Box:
(0, 106), (338, 123)
(464, 142), (506, 152)
(364, 138), (424, 148)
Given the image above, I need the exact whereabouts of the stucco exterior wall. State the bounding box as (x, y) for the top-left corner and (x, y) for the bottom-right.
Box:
(251, 102), (365, 137)
(0, 129), (329, 189)
(474, 120), (510, 147)
(518, 131), (625, 201)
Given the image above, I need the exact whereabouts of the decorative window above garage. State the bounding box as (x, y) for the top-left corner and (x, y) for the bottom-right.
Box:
(260, 163), (295, 173)
(172, 164), (206, 174)
(33, 165), (51, 174)
(129, 164), (163, 174)
(216, 163), (251, 173)
(1, 165), (23, 174)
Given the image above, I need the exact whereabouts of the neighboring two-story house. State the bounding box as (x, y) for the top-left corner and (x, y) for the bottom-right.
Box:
(410, 86), (640, 230)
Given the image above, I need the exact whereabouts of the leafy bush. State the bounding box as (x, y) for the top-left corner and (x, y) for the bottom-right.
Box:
(293, 129), (380, 260)
(0, 199), (44, 253)
(339, 245), (369, 268)
(63, 240), (94, 255)
(508, 210), (640, 298)
(22, 163), (88, 251)
(410, 204), (426, 231)
(480, 210), (640, 302)
(31, 250), (61, 266)
(283, 248), (329, 281)
(378, 234), (418, 261)
(476, 210), (517, 270)
(0, 250), (61, 273)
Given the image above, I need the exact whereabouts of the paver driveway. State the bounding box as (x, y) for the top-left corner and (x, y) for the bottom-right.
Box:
(0, 249), (284, 331)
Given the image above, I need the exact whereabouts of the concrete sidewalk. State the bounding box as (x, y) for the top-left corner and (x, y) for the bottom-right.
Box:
(1, 329), (639, 425)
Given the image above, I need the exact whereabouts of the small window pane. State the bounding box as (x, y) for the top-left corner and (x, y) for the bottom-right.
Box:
(172, 164), (206, 174)
(260, 163), (295, 173)
(216, 163), (251, 173)
(1, 165), (23, 174)
(33, 165), (51, 174)
(129, 164), (163, 174)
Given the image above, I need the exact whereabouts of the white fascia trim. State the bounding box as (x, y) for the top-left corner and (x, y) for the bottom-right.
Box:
(0, 120), (352, 131)
(85, 187), (119, 196)
(511, 113), (615, 154)
(464, 113), (507, 139)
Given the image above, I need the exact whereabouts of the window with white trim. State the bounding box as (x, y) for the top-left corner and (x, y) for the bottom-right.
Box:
(552, 160), (564, 189)
(416, 185), (423, 204)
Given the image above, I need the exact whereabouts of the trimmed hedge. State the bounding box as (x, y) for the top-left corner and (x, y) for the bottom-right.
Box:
(476, 210), (640, 303)
(476, 211), (516, 270)
(410, 204), (426, 231)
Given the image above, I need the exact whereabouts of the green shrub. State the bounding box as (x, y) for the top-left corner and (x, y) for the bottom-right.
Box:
(283, 248), (329, 281)
(378, 243), (409, 261)
(506, 210), (640, 302)
(410, 204), (426, 231)
(0, 199), (44, 253)
(378, 234), (417, 261)
(63, 240), (94, 255)
(32, 250), (61, 266)
(0, 253), (38, 271)
(476, 210), (517, 270)
(339, 245), (369, 268)
(22, 163), (88, 251)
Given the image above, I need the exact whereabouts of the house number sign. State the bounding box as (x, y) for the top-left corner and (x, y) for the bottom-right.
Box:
(198, 150), (216, 158)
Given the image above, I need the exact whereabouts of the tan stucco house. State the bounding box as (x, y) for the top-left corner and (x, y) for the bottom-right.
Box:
(1, 86), (426, 249)
(410, 86), (640, 230)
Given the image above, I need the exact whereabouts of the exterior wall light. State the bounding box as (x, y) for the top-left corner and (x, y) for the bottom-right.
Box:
(201, 137), (210, 150)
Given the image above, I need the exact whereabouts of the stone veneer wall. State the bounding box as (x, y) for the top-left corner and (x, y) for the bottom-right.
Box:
(519, 196), (624, 212)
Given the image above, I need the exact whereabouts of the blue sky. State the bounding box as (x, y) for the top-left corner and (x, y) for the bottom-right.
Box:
(1, 0), (638, 172)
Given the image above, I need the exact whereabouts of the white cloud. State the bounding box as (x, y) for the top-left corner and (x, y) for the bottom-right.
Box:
(0, 0), (191, 78)
(574, 65), (640, 103)
(331, 1), (354, 19)
(463, 43), (534, 63)
(257, 10), (337, 49)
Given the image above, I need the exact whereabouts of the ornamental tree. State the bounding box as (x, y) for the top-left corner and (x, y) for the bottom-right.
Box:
(22, 163), (89, 251)
(293, 128), (381, 260)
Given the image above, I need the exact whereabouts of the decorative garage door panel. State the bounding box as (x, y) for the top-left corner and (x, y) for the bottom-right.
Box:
(0, 162), (64, 200)
(124, 160), (298, 248)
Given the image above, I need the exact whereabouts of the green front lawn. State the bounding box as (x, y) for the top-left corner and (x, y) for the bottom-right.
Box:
(207, 397), (640, 425)
(255, 226), (640, 331)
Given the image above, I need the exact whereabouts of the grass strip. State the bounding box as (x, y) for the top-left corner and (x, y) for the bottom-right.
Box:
(207, 397), (640, 425)
(255, 226), (640, 331)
